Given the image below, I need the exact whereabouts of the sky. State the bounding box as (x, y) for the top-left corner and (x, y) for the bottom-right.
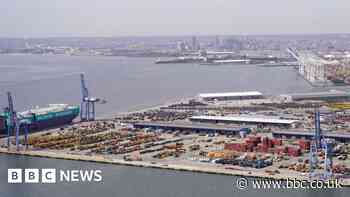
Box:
(0, 0), (349, 37)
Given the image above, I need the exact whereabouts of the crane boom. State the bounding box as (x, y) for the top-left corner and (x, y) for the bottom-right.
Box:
(5, 92), (29, 151)
(6, 92), (15, 149)
(80, 73), (89, 100)
(80, 73), (99, 121)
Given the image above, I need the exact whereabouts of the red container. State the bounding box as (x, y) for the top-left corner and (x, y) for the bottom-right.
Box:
(262, 137), (274, 148)
(225, 143), (246, 152)
(291, 151), (300, 157)
(262, 137), (269, 144)
(272, 139), (282, 146)
(245, 140), (255, 147)
(246, 143), (255, 152)
(257, 144), (268, 153)
(298, 140), (310, 150)
(262, 147), (269, 153)
(257, 144), (262, 152)
(262, 143), (269, 149)
(249, 136), (261, 143)
(275, 146), (287, 154)
(286, 146), (301, 157)
(246, 147), (253, 152)
(241, 144), (248, 152)
(224, 143), (235, 150)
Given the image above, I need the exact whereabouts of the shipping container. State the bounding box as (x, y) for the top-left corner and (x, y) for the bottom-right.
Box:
(272, 138), (283, 146)
(298, 139), (310, 150)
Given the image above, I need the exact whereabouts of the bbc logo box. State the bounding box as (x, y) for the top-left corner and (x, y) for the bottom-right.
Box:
(8, 169), (56, 183)
(8, 169), (22, 183)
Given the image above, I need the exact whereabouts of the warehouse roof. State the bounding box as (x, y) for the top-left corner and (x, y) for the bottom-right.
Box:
(272, 130), (350, 141)
(133, 122), (241, 133)
(190, 115), (298, 125)
(285, 90), (350, 100)
(198, 91), (263, 98)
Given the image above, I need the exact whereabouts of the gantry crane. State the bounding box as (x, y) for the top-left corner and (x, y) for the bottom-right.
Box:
(5, 92), (29, 151)
(6, 92), (15, 150)
(309, 109), (322, 178)
(314, 110), (322, 148)
(309, 109), (334, 179)
(322, 138), (334, 179)
(80, 73), (99, 121)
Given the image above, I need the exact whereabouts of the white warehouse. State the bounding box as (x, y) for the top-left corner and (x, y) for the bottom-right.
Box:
(198, 91), (263, 101)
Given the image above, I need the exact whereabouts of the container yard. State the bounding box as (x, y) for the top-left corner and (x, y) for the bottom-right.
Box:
(1, 90), (350, 186)
(289, 48), (350, 87)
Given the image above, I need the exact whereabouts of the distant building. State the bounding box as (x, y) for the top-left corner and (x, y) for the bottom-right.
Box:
(191, 36), (200, 51)
(177, 41), (187, 52)
(215, 36), (221, 49)
(198, 91), (263, 101)
(222, 37), (242, 50)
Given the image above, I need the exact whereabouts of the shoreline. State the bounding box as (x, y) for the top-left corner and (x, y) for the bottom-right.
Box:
(112, 96), (195, 117)
(1, 149), (349, 187)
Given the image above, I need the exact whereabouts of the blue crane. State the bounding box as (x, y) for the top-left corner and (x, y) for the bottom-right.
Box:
(80, 73), (99, 121)
(6, 92), (15, 149)
(314, 110), (322, 148)
(322, 138), (334, 179)
(309, 109), (334, 179)
(309, 109), (321, 178)
(5, 92), (29, 151)
(309, 140), (318, 178)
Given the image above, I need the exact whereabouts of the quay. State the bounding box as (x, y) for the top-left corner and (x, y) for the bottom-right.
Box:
(2, 90), (350, 186)
(1, 149), (349, 186)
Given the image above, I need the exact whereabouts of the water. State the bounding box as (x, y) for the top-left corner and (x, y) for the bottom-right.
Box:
(0, 54), (318, 117)
(0, 55), (349, 196)
(0, 154), (348, 197)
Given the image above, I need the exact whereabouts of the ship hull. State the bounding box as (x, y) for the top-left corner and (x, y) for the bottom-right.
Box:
(1, 113), (77, 136)
(0, 105), (79, 136)
(29, 113), (77, 131)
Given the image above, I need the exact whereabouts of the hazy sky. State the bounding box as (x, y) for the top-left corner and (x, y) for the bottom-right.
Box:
(1, 0), (349, 37)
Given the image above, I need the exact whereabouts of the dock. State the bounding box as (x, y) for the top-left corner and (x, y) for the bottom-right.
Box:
(1, 148), (349, 186)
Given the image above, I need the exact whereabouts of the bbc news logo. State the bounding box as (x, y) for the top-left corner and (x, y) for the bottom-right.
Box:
(8, 169), (102, 183)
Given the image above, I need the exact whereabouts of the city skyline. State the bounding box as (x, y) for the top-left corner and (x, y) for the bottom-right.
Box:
(1, 0), (350, 37)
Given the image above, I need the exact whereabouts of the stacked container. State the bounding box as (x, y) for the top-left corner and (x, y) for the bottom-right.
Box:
(272, 138), (283, 146)
(286, 146), (301, 157)
(298, 139), (310, 151)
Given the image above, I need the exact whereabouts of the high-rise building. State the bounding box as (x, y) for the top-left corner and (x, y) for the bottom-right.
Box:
(215, 36), (221, 49)
(191, 36), (199, 51)
(177, 41), (187, 52)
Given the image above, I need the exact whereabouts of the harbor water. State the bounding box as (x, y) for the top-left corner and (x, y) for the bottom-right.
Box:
(0, 55), (349, 196)
(0, 54), (317, 117)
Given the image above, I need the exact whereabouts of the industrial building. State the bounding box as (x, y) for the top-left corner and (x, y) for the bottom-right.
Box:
(198, 91), (263, 101)
(189, 115), (299, 127)
(272, 130), (350, 143)
(132, 122), (242, 134)
(281, 90), (350, 102)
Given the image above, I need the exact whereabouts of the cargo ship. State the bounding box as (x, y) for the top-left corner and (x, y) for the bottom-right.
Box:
(155, 56), (205, 64)
(0, 104), (79, 136)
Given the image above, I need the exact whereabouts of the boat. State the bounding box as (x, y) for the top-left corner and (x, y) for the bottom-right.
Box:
(155, 56), (205, 64)
(200, 59), (250, 65)
(0, 104), (79, 135)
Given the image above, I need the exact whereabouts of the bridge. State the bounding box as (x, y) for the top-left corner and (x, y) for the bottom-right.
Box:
(287, 48), (328, 85)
